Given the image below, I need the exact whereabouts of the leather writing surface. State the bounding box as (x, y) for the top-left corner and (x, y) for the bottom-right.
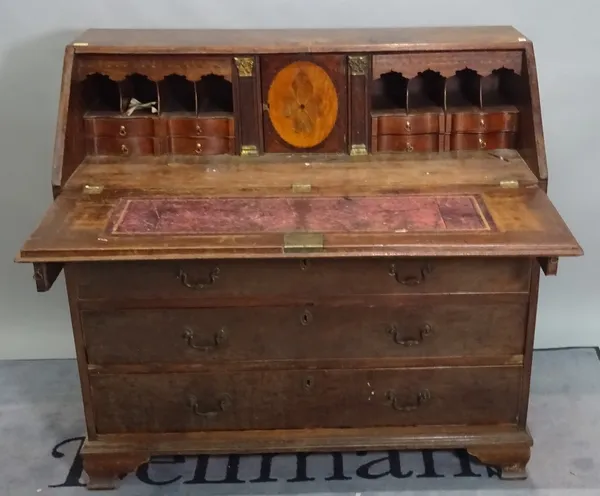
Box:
(107, 195), (493, 235)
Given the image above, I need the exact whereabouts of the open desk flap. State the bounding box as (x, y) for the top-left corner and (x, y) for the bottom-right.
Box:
(17, 185), (582, 268)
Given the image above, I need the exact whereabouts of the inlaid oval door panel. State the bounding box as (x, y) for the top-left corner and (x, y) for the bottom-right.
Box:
(267, 61), (339, 149)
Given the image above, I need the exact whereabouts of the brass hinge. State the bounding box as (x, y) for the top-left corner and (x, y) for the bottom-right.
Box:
(83, 184), (104, 194)
(292, 182), (312, 193)
(500, 180), (519, 188)
(283, 232), (324, 253)
(72, 42), (89, 47)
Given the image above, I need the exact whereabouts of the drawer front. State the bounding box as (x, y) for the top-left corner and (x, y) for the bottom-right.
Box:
(450, 110), (519, 133)
(376, 134), (439, 153)
(91, 366), (521, 433)
(84, 117), (156, 138)
(165, 117), (234, 137)
(450, 132), (516, 151)
(86, 137), (157, 156)
(82, 302), (527, 365)
(74, 258), (531, 300)
(374, 112), (442, 135)
(167, 137), (234, 155)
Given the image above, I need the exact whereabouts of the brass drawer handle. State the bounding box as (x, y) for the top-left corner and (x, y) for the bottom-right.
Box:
(183, 327), (227, 351)
(196, 124), (203, 136)
(178, 267), (220, 290)
(478, 137), (487, 149)
(188, 393), (232, 418)
(405, 142), (414, 152)
(195, 142), (203, 154)
(387, 323), (433, 346)
(120, 144), (129, 155)
(119, 125), (127, 136)
(389, 262), (432, 286)
(479, 118), (486, 130)
(386, 389), (431, 412)
(405, 120), (412, 131)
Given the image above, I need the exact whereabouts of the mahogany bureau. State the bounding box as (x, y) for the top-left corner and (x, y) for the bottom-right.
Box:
(17, 27), (582, 489)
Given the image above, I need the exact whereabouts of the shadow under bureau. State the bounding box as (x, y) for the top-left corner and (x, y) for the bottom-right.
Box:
(16, 26), (582, 489)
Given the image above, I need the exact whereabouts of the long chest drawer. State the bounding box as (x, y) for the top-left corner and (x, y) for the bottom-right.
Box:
(82, 301), (527, 365)
(73, 257), (531, 300)
(90, 366), (521, 433)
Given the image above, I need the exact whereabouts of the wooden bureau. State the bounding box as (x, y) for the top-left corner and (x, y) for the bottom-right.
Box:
(16, 27), (582, 489)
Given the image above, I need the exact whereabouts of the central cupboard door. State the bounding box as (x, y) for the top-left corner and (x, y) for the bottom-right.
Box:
(261, 55), (347, 153)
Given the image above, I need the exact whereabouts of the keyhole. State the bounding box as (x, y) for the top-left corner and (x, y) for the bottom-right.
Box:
(300, 309), (313, 326)
(300, 259), (310, 271)
(304, 376), (314, 390)
(299, 104), (306, 110)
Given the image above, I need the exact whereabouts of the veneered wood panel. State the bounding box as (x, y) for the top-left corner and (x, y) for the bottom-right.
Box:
(82, 300), (527, 365)
(261, 54), (347, 153)
(62, 151), (541, 196)
(71, 27), (529, 54)
(91, 366), (522, 433)
(17, 184), (582, 261)
(72, 258), (531, 300)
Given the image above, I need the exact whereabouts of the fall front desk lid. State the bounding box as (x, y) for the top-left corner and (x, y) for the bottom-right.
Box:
(18, 189), (582, 261)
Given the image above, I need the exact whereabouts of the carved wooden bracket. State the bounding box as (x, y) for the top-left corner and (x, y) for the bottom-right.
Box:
(33, 262), (63, 292)
(75, 55), (232, 82)
(539, 256), (559, 276)
(372, 50), (523, 79)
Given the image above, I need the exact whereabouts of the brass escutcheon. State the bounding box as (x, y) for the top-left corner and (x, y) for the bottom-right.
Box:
(119, 125), (127, 136)
(120, 144), (129, 155)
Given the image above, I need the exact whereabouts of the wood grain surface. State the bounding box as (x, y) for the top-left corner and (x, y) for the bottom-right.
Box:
(267, 61), (339, 148)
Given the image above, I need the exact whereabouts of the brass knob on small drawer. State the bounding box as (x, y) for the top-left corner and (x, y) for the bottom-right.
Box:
(387, 323), (433, 346)
(119, 125), (127, 136)
(405, 142), (414, 152)
(196, 124), (203, 136)
(479, 118), (486, 130)
(478, 138), (487, 149)
(405, 120), (412, 131)
(385, 389), (431, 412)
(195, 142), (203, 154)
(120, 144), (129, 155)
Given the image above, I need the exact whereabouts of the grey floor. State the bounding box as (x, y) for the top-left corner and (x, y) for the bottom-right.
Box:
(1, 348), (599, 496)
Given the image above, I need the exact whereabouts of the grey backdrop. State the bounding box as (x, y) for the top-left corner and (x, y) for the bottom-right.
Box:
(1, 1), (597, 359)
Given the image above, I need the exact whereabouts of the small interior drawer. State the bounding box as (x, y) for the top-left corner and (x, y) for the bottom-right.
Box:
(166, 137), (234, 155)
(450, 132), (516, 151)
(90, 366), (522, 433)
(450, 108), (519, 133)
(84, 116), (156, 138)
(373, 112), (443, 135)
(375, 134), (440, 153)
(85, 137), (158, 156)
(164, 116), (234, 138)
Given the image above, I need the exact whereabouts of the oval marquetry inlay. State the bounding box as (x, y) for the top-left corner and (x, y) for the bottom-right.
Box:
(267, 61), (338, 149)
